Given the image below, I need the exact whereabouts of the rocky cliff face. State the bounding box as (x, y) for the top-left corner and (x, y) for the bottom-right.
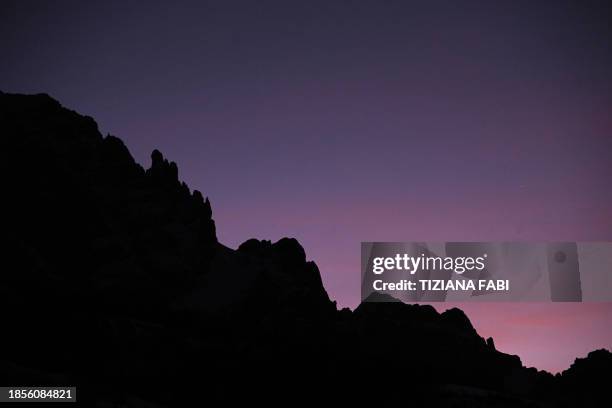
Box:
(0, 92), (608, 406)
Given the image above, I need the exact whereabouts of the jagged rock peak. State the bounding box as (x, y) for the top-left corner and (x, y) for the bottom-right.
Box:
(0, 91), (100, 140)
(238, 237), (307, 266)
(151, 149), (164, 167)
(487, 336), (496, 350)
(563, 348), (612, 375)
(102, 134), (137, 164)
(147, 149), (178, 181)
(192, 190), (212, 218)
(440, 307), (477, 335)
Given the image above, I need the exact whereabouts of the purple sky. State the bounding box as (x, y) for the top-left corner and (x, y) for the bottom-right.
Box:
(2, 0), (611, 373)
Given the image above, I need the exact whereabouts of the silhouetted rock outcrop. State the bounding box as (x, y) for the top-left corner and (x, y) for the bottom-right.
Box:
(0, 91), (608, 406)
(556, 349), (612, 406)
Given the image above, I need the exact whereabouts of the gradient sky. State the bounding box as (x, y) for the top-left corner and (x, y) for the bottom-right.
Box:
(2, 0), (611, 373)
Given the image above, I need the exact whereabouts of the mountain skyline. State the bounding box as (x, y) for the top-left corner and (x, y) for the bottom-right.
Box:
(2, 0), (611, 375)
(2, 91), (611, 406)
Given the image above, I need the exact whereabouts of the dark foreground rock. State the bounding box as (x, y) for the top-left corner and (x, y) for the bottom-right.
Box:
(0, 92), (609, 406)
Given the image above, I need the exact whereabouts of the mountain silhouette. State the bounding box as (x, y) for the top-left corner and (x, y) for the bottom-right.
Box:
(0, 91), (609, 406)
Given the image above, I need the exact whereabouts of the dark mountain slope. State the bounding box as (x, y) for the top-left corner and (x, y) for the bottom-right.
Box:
(0, 91), (608, 406)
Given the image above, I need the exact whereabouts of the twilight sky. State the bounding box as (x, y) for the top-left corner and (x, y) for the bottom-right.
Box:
(2, 0), (611, 373)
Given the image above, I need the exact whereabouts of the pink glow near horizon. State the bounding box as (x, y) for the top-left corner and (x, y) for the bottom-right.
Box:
(440, 303), (612, 373)
(214, 199), (612, 374)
